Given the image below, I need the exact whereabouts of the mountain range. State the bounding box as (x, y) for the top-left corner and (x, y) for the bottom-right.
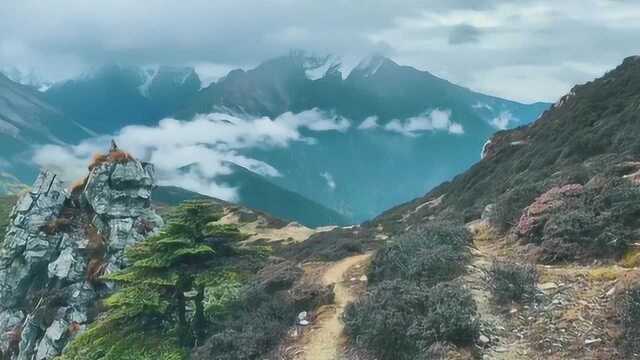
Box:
(0, 52), (549, 225)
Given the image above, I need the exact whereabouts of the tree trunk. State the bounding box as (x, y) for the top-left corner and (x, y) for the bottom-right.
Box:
(176, 275), (193, 347)
(193, 283), (206, 345)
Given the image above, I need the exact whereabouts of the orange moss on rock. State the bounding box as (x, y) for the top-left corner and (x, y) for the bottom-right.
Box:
(86, 258), (108, 284)
(88, 150), (134, 171)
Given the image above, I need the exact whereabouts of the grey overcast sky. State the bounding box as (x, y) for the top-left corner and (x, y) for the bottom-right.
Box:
(1, 0), (639, 103)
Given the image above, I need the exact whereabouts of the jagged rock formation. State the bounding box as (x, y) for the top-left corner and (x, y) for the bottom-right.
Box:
(0, 152), (162, 359)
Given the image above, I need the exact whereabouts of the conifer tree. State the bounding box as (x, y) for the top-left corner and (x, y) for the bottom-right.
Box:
(105, 199), (243, 347)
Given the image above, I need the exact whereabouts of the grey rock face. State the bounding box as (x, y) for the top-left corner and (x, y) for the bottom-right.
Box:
(0, 157), (163, 359)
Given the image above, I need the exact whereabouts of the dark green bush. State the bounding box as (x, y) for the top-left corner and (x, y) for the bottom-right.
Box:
(369, 223), (470, 286)
(616, 286), (640, 356)
(488, 261), (538, 304)
(195, 291), (294, 360)
(493, 184), (543, 233)
(283, 227), (368, 262)
(531, 179), (640, 261)
(194, 277), (333, 360)
(344, 280), (478, 360)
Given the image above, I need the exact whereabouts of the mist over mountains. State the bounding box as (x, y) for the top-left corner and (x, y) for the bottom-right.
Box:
(0, 52), (549, 225)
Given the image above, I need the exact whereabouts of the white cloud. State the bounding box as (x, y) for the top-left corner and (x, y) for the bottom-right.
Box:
(472, 102), (493, 111)
(32, 109), (351, 201)
(2, 1), (639, 101)
(448, 122), (465, 134)
(358, 116), (379, 130)
(490, 110), (516, 130)
(277, 110), (351, 132)
(384, 109), (464, 136)
(320, 172), (336, 190)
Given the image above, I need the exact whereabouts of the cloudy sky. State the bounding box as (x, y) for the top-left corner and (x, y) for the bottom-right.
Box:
(1, 0), (639, 102)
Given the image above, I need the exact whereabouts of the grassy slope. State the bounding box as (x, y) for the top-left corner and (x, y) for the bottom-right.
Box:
(374, 56), (640, 232)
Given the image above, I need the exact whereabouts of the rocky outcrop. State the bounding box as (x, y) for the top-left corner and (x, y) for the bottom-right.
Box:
(0, 153), (163, 359)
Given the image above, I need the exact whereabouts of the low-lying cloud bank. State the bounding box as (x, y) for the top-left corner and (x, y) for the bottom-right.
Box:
(380, 109), (464, 136)
(33, 109), (351, 201)
(357, 109), (464, 136)
(33, 108), (464, 201)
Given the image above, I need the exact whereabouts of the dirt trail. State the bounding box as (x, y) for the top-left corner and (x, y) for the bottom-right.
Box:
(300, 253), (371, 360)
(464, 232), (533, 359)
(464, 221), (624, 359)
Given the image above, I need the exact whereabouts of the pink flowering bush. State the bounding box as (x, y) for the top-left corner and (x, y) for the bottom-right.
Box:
(514, 184), (584, 240)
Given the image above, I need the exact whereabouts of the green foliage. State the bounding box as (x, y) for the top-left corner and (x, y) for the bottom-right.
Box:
(193, 258), (334, 360)
(199, 271), (244, 318)
(616, 286), (640, 356)
(488, 261), (538, 304)
(344, 280), (478, 360)
(63, 200), (245, 357)
(369, 222), (471, 286)
(284, 226), (368, 262)
(526, 179), (640, 261)
(344, 222), (478, 360)
(493, 184), (543, 233)
(375, 57), (640, 245)
(193, 289), (294, 360)
(60, 322), (187, 360)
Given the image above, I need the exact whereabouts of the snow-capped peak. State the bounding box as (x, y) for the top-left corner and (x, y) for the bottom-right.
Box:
(353, 55), (387, 78)
(303, 55), (341, 80)
(138, 66), (159, 98)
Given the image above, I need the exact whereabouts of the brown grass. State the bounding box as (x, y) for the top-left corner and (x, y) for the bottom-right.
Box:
(69, 176), (88, 194)
(589, 267), (623, 282)
(86, 258), (108, 284)
(109, 150), (134, 163)
(88, 150), (134, 171)
(622, 247), (640, 268)
(6, 324), (22, 356)
(89, 153), (110, 170)
(40, 218), (73, 235)
(85, 225), (106, 259)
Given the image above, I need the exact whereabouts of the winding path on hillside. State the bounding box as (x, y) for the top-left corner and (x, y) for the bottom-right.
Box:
(300, 253), (371, 360)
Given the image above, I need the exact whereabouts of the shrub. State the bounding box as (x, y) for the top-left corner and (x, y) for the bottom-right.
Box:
(193, 278), (329, 360)
(343, 280), (478, 360)
(283, 227), (368, 262)
(369, 223), (470, 286)
(193, 257), (333, 360)
(487, 261), (538, 304)
(616, 286), (640, 356)
(493, 184), (543, 233)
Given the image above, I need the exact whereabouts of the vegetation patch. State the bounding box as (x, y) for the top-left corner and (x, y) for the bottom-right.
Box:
(283, 227), (370, 262)
(344, 222), (478, 360)
(193, 263), (333, 360)
(61, 200), (249, 359)
(510, 177), (640, 263)
(62, 199), (334, 360)
(344, 280), (478, 360)
(488, 261), (538, 304)
(369, 222), (471, 286)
